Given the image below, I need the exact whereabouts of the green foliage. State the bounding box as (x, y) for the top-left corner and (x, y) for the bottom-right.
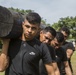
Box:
(8, 7), (50, 27)
(8, 7), (34, 15)
(52, 16), (76, 39)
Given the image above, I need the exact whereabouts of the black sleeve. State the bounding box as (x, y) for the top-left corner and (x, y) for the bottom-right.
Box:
(61, 47), (68, 62)
(41, 43), (52, 64)
(39, 59), (47, 75)
(67, 42), (75, 51)
(47, 45), (56, 62)
(39, 44), (55, 75)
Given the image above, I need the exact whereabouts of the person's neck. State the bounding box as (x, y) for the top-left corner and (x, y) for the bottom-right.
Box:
(20, 33), (27, 41)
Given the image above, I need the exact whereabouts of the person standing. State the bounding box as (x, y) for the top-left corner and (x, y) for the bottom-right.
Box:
(0, 12), (55, 75)
(60, 26), (75, 75)
(39, 26), (60, 75)
(50, 32), (72, 75)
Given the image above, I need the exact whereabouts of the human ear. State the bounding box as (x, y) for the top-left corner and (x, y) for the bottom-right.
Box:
(40, 31), (43, 34)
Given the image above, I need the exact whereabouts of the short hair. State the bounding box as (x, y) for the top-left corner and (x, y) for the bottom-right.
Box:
(43, 26), (56, 37)
(56, 32), (64, 43)
(60, 26), (70, 36)
(25, 12), (41, 25)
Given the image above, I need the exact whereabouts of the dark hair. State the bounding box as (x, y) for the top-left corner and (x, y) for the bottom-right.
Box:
(56, 32), (64, 43)
(60, 26), (70, 36)
(43, 26), (56, 37)
(25, 12), (41, 25)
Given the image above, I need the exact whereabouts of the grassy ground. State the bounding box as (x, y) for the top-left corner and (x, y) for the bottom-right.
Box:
(0, 72), (4, 75)
(0, 51), (76, 75)
(71, 50), (76, 75)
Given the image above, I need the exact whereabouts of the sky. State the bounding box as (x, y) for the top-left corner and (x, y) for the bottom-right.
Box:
(0, 0), (76, 24)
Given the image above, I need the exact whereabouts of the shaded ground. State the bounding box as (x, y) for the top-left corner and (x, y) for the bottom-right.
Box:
(0, 51), (76, 75)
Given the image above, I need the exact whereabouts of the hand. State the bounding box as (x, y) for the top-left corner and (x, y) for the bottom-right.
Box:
(0, 38), (10, 72)
(0, 53), (9, 72)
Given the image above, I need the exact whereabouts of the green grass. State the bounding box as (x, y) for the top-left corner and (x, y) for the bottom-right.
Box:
(0, 51), (76, 75)
(0, 72), (4, 75)
(71, 50), (76, 75)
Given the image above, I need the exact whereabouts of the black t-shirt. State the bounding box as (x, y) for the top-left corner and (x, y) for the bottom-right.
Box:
(62, 41), (75, 52)
(55, 47), (67, 74)
(61, 41), (75, 73)
(46, 45), (56, 62)
(5, 39), (22, 75)
(39, 45), (56, 75)
(5, 38), (52, 75)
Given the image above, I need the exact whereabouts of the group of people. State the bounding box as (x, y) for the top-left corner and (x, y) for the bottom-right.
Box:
(0, 12), (75, 75)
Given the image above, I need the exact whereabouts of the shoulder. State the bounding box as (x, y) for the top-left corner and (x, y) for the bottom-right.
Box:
(33, 38), (42, 46)
(63, 41), (75, 51)
(34, 38), (48, 49)
(30, 38), (50, 53)
(47, 45), (55, 53)
(9, 38), (22, 46)
(63, 41), (73, 46)
(56, 47), (66, 53)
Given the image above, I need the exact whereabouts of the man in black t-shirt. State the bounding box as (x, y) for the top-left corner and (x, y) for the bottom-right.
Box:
(39, 27), (60, 75)
(50, 32), (72, 75)
(1, 12), (55, 75)
(5, 38), (54, 75)
(60, 26), (75, 74)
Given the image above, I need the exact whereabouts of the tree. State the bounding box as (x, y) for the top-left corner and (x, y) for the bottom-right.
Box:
(8, 7), (49, 27)
(52, 16), (76, 39)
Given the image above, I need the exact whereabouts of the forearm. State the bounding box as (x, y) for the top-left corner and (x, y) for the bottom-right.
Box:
(53, 63), (60, 75)
(0, 39), (10, 72)
(48, 67), (55, 75)
(48, 70), (55, 75)
(65, 66), (72, 75)
(45, 63), (55, 75)
(54, 68), (60, 75)
(1, 39), (10, 55)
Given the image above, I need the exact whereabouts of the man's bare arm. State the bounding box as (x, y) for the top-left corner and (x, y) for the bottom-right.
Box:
(64, 61), (72, 75)
(45, 63), (55, 75)
(66, 49), (73, 59)
(52, 62), (60, 75)
(0, 39), (10, 72)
